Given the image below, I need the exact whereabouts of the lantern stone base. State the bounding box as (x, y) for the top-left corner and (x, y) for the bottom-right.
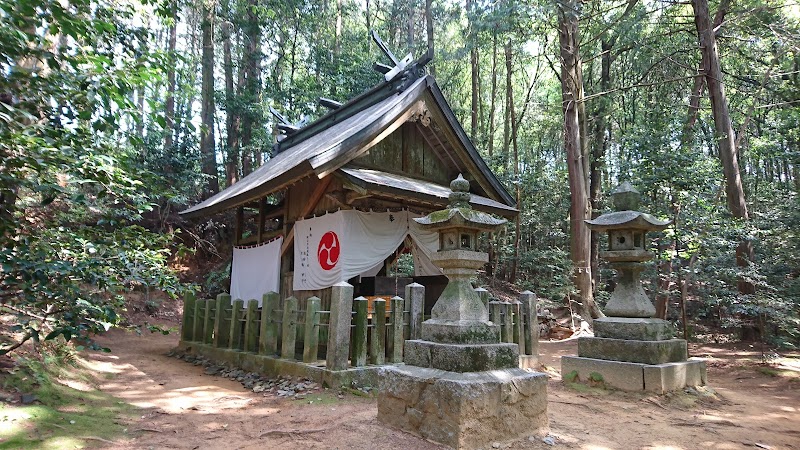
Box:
(593, 317), (673, 341)
(561, 356), (706, 393)
(378, 365), (548, 449)
(577, 337), (688, 365)
(404, 340), (519, 373)
(420, 319), (500, 344)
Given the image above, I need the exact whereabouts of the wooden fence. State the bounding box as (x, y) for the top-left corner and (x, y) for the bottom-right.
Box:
(180, 283), (539, 371)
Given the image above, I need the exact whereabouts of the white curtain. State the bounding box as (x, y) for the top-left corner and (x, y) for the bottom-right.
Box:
(230, 237), (283, 306)
(293, 210), (441, 291)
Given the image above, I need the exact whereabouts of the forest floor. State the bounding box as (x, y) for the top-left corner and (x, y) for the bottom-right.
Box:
(3, 313), (800, 450)
(82, 320), (800, 449)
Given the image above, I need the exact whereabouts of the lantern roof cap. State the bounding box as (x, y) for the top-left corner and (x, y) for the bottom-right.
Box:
(414, 174), (506, 230)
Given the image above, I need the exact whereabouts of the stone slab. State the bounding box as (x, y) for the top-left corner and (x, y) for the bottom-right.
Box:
(404, 340), (519, 372)
(378, 365), (548, 449)
(561, 355), (645, 391)
(577, 336), (687, 364)
(593, 317), (673, 341)
(643, 358), (707, 394)
(420, 319), (500, 344)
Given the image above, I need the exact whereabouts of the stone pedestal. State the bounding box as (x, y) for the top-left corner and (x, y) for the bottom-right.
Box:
(562, 317), (707, 392)
(378, 366), (548, 449)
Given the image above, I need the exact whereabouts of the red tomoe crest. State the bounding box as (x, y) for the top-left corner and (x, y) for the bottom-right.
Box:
(317, 231), (340, 270)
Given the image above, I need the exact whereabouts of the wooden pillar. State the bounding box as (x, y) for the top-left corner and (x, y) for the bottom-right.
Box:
(370, 298), (386, 365)
(181, 291), (196, 341)
(213, 293), (232, 348)
(257, 197), (266, 243)
(326, 282), (354, 370)
(235, 206), (244, 245)
(303, 296), (321, 363)
(281, 296), (299, 359)
(260, 291), (280, 355)
(352, 297), (368, 367)
(520, 290), (539, 357)
(405, 282), (424, 340)
(387, 296), (404, 363)
(243, 299), (259, 352)
(229, 299), (244, 350)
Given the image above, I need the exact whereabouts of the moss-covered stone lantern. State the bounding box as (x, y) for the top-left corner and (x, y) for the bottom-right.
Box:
(586, 182), (671, 318)
(412, 174), (507, 342)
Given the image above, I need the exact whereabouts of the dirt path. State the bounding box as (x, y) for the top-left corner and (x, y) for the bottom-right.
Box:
(88, 328), (800, 450)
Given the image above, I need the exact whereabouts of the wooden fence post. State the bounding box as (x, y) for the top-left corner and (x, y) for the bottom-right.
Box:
(520, 290), (539, 357)
(229, 299), (244, 350)
(214, 293), (231, 348)
(387, 296), (404, 363)
(370, 298), (386, 365)
(475, 287), (489, 308)
(192, 298), (204, 341)
(281, 296), (298, 359)
(501, 302), (513, 343)
(181, 291), (196, 341)
(511, 300), (524, 355)
(489, 300), (502, 330)
(260, 292), (280, 355)
(352, 297), (368, 367)
(405, 283), (424, 340)
(326, 282), (354, 370)
(244, 300), (259, 352)
(203, 299), (215, 344)
(303, 297), (321, 363)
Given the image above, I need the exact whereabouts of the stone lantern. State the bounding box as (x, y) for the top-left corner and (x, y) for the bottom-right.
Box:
(585, 181), (670, 318)
(378, 174), (548, 449)
(561, 182), (707, 393)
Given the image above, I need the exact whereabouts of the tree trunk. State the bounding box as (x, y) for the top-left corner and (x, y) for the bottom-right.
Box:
(693, 0), (752, 295)
(240, 0), (262, 176)
(221, 20), (239, 186)
(425, 0), (435, 76)
(468, 0), (478, 139)
(557, 0), (602, 321)
(488, 32), (498, 158)
(589, 39), (612, 295)
(506, 41), (520, 284)
(163, 1), (178, 154)
(200, 0), (219, 197)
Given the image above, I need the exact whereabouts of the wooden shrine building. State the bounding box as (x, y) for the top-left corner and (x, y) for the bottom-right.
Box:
(180, 38), (517, 310)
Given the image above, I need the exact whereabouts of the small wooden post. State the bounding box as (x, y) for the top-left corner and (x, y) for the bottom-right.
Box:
(474, 287), (489, 308)
(489, 300), (502, 329)
(520, 290), (539, 357)
(213, 293), (232, 348)
(229, 299), (244, 350)
(281, 296), (299, 359)
(181, 291), (196, 341)
(501, 302), (513, 343)
(303, 296), (321, 363)
(352, 297), (368, 367)
(511, 300), (525, 355)
(243, 300), (259, 352)
(326, 282), (354, 370)
(203, 299), (215, 344)
(387, 296), (404, 363)
(370, 298), (386, 365)
(235, 206), (244, 245)
(192, 298), (204, 341)
(260, 292), (280, 355)
(405, 283), (424, 340)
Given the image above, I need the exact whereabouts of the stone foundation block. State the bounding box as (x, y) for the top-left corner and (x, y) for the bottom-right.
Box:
(577, 336), (687, 364)
(643, 358), (707, 394)
(420, 320), (500, 344)
(404, 340), (519, 372)
(593, 317), (673, 341)
(378, 365), (548, 449)
(561, 356), (645, 391)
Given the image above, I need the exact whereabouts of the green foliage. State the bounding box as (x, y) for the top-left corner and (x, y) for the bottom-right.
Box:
(0, 0), (186, 354)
